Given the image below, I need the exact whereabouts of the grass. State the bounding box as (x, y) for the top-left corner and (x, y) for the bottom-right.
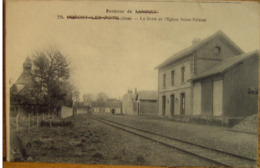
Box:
(9, 112), (232, 166)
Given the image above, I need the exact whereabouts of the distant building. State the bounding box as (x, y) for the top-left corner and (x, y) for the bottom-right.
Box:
(156, 30), (258, 120)
(122, 89), (158, 116)
(134, 90), (158, 115)
(122, 90), (136, 115)
(91, 100), (122, 114)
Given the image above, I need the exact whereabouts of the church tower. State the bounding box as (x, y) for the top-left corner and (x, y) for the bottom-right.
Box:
(15, 57), (33, 85)
(22, 57), (32, 74)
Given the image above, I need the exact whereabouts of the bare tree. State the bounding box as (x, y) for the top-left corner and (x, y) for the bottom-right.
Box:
(31, 48), (70, 115)
(83, 93), (93, 105)
(97, 92), (108, 101)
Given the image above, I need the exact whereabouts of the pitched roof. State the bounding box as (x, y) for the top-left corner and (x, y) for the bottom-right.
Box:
(91, 101), (122, 108)
(10, 84), (26, 94)
(155, 30), (244, 69)
(190, 50), (259, 81)
(14, 84), (26, 93)
(136, 90), (158, 100)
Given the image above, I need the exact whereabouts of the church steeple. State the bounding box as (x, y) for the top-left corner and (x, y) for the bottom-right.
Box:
(23, 57), (32, 72)
(13, 57), (33, 85)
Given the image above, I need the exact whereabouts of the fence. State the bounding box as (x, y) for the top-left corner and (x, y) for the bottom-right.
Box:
(11, 106), (76, 132)
(10, 104), (48, 117)
(10, 112), (48, 132)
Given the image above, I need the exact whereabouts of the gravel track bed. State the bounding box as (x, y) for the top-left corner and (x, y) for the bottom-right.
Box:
(94, 114), (258, 159)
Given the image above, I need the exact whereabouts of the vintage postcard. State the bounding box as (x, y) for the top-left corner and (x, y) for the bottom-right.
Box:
(5, 0), (259, 167)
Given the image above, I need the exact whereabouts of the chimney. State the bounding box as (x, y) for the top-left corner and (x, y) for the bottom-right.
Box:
(192, 38), (201, 45)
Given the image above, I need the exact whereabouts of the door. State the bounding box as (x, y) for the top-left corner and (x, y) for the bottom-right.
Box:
(111, 109), (115, 114)
(193, 82), (201, 115)
(180, 93), (185, 115)
(213, 80), (223, 116)
(162, 96), (166, 116)
(170, 94), (175, 117)
(201, 80), (213, 115)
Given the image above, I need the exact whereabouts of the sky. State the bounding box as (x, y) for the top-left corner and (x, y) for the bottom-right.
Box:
(6, 0), (259, 99)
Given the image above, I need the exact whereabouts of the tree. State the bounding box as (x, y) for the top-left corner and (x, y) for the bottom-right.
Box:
(83, 93), (93, 105)
(31, 48), (70, 114)
(97, 92), (108, 101)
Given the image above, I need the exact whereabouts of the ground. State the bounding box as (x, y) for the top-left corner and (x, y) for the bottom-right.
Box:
(9, 108), (258, 166)
(94, 114), (258, 159)
(10, 113), (215, 167)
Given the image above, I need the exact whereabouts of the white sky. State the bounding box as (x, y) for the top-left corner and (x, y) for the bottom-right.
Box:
(6, 1), (259, 99)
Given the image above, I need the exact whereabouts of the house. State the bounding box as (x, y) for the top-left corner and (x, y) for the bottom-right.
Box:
(91, 100), (122, 114)
(122, 89), (158, 115)
(156, 30), (258, 120)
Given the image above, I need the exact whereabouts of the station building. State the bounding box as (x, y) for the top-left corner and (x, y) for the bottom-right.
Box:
(156, 30), (258, 121)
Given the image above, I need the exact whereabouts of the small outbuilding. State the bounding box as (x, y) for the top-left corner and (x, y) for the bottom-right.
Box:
(134, 90), (158, 115)
(190, 50), (259, 118)
(122, 89), (158, 116)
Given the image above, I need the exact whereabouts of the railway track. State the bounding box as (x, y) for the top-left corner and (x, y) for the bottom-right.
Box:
(88, 115), (256, 167)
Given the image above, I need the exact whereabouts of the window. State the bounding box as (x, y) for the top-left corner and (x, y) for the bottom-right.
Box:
(213, 46), (221, 54)
(181, 67), (185, 83)
(163, 73), (166, 88)
(180, 93), (185, 115)
(162, 96), (166, 116)
(171, 70), (175, 86)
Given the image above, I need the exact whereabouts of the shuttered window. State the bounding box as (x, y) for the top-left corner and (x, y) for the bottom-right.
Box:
(181, 67), (185, 83)
(163, 73), (166, 88)
(171, 70), (175, 86)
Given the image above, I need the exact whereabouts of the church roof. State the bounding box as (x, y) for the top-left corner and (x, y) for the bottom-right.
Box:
(11, 57), (34, 97)
(15, 71), (33, 85)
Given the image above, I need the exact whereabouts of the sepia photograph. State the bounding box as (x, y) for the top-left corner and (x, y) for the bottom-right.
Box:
(5, 0), (259, 167)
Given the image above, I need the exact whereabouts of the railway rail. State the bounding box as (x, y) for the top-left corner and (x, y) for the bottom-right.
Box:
(88, 114), (256, 167)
